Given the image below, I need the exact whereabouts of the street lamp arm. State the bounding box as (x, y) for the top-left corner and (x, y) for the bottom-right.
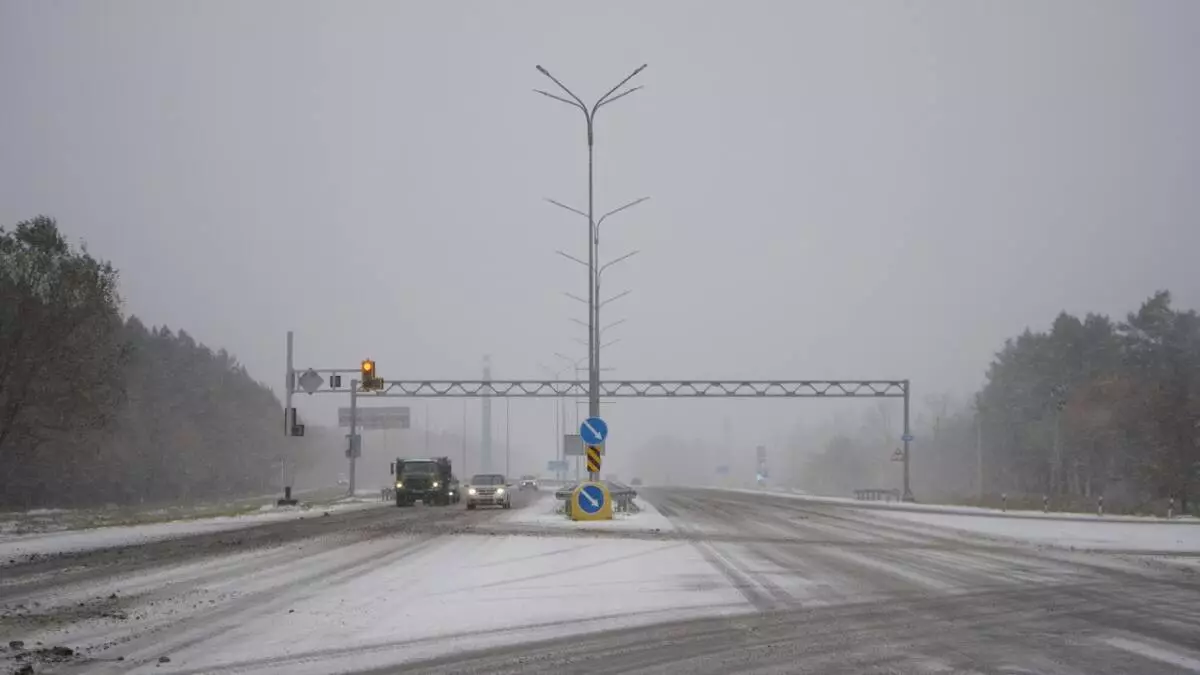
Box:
(596, 85), (644, 111)
(544, 198), (589, 220)
(563, 292), (589, 305)
(599, 250), (640, 276)
(535, 65), (589, 111)
(555, 249), (589, 268)
(600, 337), (622, 351)
(602, 318), (627, 333)
(599, 289), (632, 308)
(569, 317), (589, 330)
(596, 196), (650, 228)
(533, 88), (585, 111)
(591, 64), (648, 113)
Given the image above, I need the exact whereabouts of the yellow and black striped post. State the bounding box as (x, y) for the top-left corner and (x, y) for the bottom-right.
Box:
(586, 445), (602, 474)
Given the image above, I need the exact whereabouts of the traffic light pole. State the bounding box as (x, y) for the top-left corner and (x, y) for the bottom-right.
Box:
(349, 378), (358, 496)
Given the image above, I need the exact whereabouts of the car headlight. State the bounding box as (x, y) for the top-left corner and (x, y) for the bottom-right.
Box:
(449, 490), (455, 496)
(468, 488), (477, 495)
(395, 482), (403, 488)
(432, 481), (440, 488)
(495, 488), (505, 495)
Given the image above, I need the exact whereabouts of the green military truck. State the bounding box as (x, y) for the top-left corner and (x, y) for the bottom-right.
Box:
(391, 457), (460, 506)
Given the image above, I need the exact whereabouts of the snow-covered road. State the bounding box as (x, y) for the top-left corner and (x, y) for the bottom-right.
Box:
(3, 488), (1200, 674)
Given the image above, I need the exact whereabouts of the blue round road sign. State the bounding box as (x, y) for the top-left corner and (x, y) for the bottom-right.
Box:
(576, 484), (606, 514)
(580, 417), (609, 446)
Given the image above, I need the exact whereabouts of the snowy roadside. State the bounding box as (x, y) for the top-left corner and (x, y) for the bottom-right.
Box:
(865, 508), (1200, 554)
(0, 494), (386, 563)
(700, 486), (1200, 524)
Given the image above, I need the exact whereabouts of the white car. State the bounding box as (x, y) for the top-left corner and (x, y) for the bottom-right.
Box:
(465, 474), (511, 510)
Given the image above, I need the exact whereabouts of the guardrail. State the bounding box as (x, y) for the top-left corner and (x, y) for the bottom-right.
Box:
(555, 481), (640, 515)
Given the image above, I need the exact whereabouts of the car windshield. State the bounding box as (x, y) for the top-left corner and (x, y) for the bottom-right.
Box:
(521, 475), (536, 480)
(401, 462), (437, 475)
(470, 474), (505, 485)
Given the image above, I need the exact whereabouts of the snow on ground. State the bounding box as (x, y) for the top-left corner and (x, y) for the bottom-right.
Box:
(704, 486), (1198, 523)
(73, 530), (748, 674)
(500, 491), (676, 532)
(867, 509), (1200, 553)
(0, 497), (385, 562)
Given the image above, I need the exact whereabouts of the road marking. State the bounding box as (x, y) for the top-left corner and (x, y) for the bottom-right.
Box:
(1102, 636), (1200, 672)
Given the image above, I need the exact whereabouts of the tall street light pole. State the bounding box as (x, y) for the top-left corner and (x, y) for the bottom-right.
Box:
(536, 64), (648, 427)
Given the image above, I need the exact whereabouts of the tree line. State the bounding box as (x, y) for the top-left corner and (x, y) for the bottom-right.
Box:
(795, 292), (1199, 515)
(1, 216), (317, 509)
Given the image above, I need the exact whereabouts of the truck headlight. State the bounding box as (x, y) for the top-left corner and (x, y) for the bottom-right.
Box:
(432, 481), (440, 488)
(395, 482), (403, 489)
(468, 488), (477, 496)
(495, 488), (505, 495)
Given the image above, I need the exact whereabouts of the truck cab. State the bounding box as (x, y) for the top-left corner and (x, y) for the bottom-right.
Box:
(392, 457), (457, 506)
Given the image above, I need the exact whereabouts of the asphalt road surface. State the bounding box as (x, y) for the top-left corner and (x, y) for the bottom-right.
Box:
(397, 488), (1200, 675)
(4, 487), (1199, 674)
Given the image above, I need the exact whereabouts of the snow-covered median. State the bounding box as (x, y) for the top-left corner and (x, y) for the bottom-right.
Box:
(500, 492), (675, 532)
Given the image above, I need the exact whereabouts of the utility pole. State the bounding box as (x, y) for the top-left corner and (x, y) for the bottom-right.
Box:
(535, 63), (648, 425)
(976, 412), (983, 501)
(424, 402), (430, 454)
(461, 399), (467, 476)
(505, 398), (511, 477)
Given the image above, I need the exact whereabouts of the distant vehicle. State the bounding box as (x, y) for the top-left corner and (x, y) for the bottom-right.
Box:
(391, 457), (459, 506)
(630, 477), (643, 486)
(518, 475), (539, 491)
(337, 474), (349, 486)
(465, 474), (511, 510)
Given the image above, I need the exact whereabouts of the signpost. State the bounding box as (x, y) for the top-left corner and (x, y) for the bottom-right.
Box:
(580, 417), (608, 481)
(586, 445), (602, 474)
(570, 481), (612, 521)
(562, 434), (585, 456)
(546, 459), (569, 473)
(579, 417), (608, 446)
(339, 407), (410, 430)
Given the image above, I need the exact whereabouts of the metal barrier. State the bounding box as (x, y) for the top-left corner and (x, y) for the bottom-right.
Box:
(853, 488), (901, 502)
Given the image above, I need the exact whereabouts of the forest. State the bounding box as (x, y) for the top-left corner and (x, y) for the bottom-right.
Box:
(0, 216), (321, 509)
(798, 291), (1200, 515)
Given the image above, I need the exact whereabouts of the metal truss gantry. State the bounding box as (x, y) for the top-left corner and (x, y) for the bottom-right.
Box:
(283, 332), (915, 501)
(351, 380), (907, 398)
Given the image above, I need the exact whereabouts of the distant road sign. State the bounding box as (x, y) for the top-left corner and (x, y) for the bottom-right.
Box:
(546, 460), (569, 472)
(891, 448), (904, 462)
(580, 417), (608, 446)
(901, 434), (914, 443)
(339, 407), (411, 430)
(563, 434), (585, 456)
(297, 369), (324, 394)
(577, 484), (606, 514)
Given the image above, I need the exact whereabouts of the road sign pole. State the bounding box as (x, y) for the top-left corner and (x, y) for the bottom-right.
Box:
(284, 331), (294, 436)
(349, 378), (358, 497)
(902, 378), (912, 502)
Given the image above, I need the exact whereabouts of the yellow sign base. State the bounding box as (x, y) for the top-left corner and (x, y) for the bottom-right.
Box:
(570, 481), (613, 521)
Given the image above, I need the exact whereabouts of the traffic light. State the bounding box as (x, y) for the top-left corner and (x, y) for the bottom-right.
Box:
(361, 359), (378, 391)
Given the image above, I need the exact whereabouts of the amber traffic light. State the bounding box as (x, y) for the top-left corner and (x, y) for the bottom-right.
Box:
(361, 359), (377, 389)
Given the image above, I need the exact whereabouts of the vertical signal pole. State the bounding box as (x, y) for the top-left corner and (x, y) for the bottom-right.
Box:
(482, 355), (493, 472)
(349, 378), (358, 496)
(285, 331), (294, 436)
(902, 379), (913, 502)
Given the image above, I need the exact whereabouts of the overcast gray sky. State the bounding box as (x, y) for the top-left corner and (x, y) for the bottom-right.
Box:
(3, 1), (1198, 477)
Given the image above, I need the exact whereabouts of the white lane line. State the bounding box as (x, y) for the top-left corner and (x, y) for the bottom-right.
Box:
(1102, 636), (1200, 672)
